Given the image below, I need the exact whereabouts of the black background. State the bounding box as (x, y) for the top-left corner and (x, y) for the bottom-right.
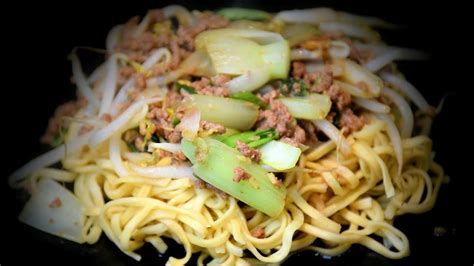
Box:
(1, 0), (469, 265)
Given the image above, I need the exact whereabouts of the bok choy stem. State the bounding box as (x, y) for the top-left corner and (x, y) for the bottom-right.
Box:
(186, 94), (259, 131)
(182, 137), (286, 217)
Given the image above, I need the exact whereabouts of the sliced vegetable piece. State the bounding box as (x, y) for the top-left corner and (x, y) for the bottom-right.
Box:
(261, 40), (291, 80)
(259, 141), (302, 171)
(181, 138), (286, 217)
(204, 36), (264, 75)
(148, 142), (181, 153)
(195, 29), (290, 92)
(221, 129), (278, 148)
(176, 108), (201, 140)
(217, 8), (272, 21)
(19, 178), (85, 243)
(333, 59), (383, 97)
(186, 94), (259, 131)
(225, 69), (270, 93)
(280, 93), (332, 120)
(174, 50), (216, 78)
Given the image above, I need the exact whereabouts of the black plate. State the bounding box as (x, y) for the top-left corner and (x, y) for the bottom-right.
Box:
(3, 0), (466, 265)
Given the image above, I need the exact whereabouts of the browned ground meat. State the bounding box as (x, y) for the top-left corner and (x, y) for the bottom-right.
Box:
(125, 91), (186, 148)
(134, 73), (147, 89)
(100, 113), (113, 123)
(280, 137), (299, 147)
(118, 66), (135, 87)
(236, 140), (261, 162)
(164, 90), (184, 109)
(78, 125), (94, 136)
(322, 31), (346, 40)
(256, 90), (307, 145)
(177, 12), (229, 50)
(157, 149), (187, 163)
(233, 167), (250, 182)
(200, 121), (226, 134)
(195, 179), (228, 198)
(191, 76), (230, 97)
(169, 37), (189, 69)
(299, 120), (318, 144)
(175, 151), (187, 161)
(328, 83), (352, 110)
(305, 69), (333, 94)
(290, 62), (365, 135)
(114, 11), (229, 99)
(349, 44), (375, 64)
(302, 36), (331, 52)
(259, 89), (280, 102)
(292, 61), (306, 78)
(117, 10), (228, 68)
(251, 227), (265, 238)
(256, 100), (292, 136)
(41, 100), (85, 145)
(48, 197), (62, 208)
(134, 135), (146, 150)
(280, 125), (306, 147)
(303, 69), (352, 110)
(340, 109), (367, 135)
(122, 130), (145, 151)
(301, 34), (347, 60)
(145, 91), (184, 143)
(211, 74), (231, 85)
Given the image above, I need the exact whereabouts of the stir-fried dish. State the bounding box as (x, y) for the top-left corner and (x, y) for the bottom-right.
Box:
(9, 6), (445, 265)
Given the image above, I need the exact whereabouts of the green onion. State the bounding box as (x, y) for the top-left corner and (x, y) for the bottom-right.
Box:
(122, 129), (141, 152)
(151, 134), (160, 143)
(221, 129), (278, 148)
(280, 78), (308, 97)
(182, 137), (286, 217)
(279, 93), (332, 120)
(186, 94), (259, 131)
(125, 141), (139, 152)
(210, 127), (240, 141)
(50, 126), (68, 147)
(175, 81), (196, 94)
(217, 8), (272, 21)
(171, 116), (181, 127)
(259, 140), (301, 171)
(230, 91), (267, 108)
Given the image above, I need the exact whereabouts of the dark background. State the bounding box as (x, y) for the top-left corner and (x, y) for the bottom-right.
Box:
(1, 0), (469, 265)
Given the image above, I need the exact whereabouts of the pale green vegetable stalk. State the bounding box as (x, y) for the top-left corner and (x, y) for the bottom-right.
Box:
(217, 8), (272, 21)
(19, 178), (85, 243)
(259, 141), (302, 171)
(182, 138), (286, 217)
(279, 93), (332, 120)
(195, 29), (290, 92)
(186, 94), (259, 131)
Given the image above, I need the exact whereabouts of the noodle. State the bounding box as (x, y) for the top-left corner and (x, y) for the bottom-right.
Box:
(9, 6), (446, 265)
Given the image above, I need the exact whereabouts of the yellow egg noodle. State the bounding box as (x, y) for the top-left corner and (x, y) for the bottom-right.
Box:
(9, 6), (444, 266)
